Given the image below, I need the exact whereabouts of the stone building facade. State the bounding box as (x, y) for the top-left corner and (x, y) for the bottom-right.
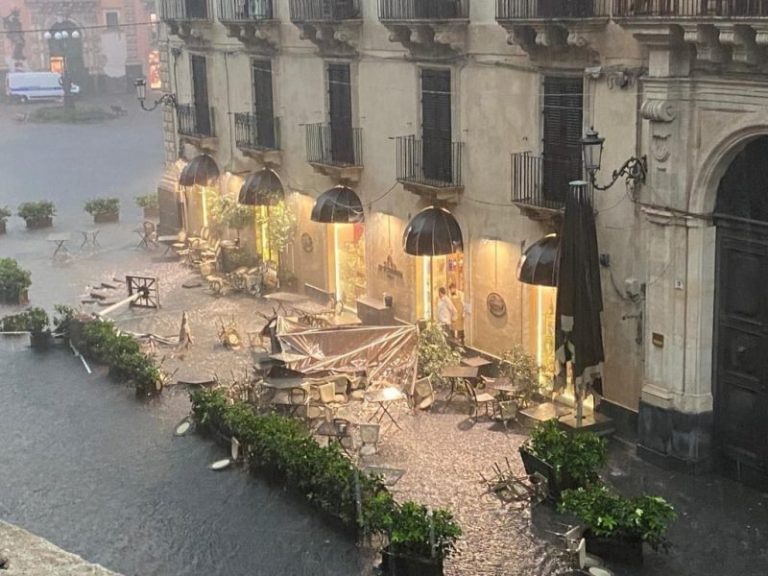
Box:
(155, 0), (768, 488)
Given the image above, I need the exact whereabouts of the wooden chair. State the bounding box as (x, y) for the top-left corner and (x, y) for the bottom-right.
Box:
(358, 423), (380, 457)
(410, 377), (435, 411)
(468, 383), (498, 422)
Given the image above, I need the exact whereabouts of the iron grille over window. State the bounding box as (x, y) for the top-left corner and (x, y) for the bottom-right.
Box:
(177, 104), (216, 138)
(496, 0), (608, 19)
(614, 0), (768, 18)
(218, 0), (274, 20)
(160, 0), (211, 20)
(289, 0), (361, 22)
(511, 152), (583, 210)
(379, 0), (470, 20)
(235, 113), (280, 150)
(542, 76), (583, 204)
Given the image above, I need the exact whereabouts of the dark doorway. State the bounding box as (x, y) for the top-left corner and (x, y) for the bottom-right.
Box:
(714, 135), (768, 488)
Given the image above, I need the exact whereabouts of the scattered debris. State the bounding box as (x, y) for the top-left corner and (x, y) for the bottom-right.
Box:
(100, 281), (119, 290)
(480, 458), (548, 505)
(210, 458), (232, 471)
(178, 311), (193, 349)
(182, 280), (202, 289)
(217, 318), (241, 350)
(174, 418), (192, 437)
(89, 291), (107, 300)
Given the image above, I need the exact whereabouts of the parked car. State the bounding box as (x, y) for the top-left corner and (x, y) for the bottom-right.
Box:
(5, 72), (80, 103)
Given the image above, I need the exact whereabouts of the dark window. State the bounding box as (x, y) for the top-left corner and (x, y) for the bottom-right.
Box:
(542, 76), (583, 202)
(327, 63), (354, 164)
(252, 60), (275, 149)
(190, 54), (211, 136)
(105, 11), (119, 29)
(421, 68), (452, 183)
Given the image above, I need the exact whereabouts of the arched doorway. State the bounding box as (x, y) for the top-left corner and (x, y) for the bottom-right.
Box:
(714, 135), (768, 486)
(46, 20), (86, 91)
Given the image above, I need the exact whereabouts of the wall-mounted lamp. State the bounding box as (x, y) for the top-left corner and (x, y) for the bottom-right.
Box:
(581, 127), (647, 191)
(134, 77), (177, 112)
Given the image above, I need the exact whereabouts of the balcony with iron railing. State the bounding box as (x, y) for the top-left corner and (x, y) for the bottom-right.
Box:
(613, 1), (768, 66)
(495, 0), (610, 53)
(177, 104), (217, 149)
(305, 123), (363, 183)
(379, 0), (470, 56)
(510, 152), (583, 218)
(289, 0), (362, 53)
(160, 0), (212, 37)
(395, 136), (464, 201)
(235, 113), (281, 164)
(218, 0), (279, 49)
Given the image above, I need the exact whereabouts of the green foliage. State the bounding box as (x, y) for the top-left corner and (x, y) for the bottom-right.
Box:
(79, 320), (163, 395)
(0, 307), (49, 333)
(53, 304), (76, 336)
(17, 201), (55, 222)
(559, 484), (676, 550)
(209, 195), (254, 239)
(255, 201), (296, 257)
(528, 419), (607, 486)
(0, 206), (11, 223)
(417, 321), (462, 384)
(84, 197), (120, 216)
(135, 193), (159, 209)
(0, 257), (31, 303)
(499, 345), (540, 408)
(189, 389), (461, 559)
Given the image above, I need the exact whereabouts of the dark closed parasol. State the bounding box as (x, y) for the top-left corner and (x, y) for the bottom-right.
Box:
(178, 154), (220, 187)
(555, 182), (604, 400)
(402, 206), (463, 256)
(518, 234), (559, 287)
(311, 186), (364, 224)
(239, 168), (285, 206)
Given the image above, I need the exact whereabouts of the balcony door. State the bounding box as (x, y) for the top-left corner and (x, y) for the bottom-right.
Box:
(328, 63), (354, 164)
(190, 54), (210, 136)
(252, 59), (275, 148)
(542, 76), (583, 203)
(421, 68), (452, 183)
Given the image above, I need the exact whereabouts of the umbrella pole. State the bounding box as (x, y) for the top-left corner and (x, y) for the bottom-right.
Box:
(429, 256), (434, 320)
(572, 363), (583, 428)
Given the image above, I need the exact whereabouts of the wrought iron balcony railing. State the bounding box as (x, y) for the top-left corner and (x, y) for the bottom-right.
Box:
(235, 113), (280, 151)
(218, 0), (274, 21)
(160, 0), (212, 21)
(511, 152), (584, 211)
(289, 0), (361, 22)
(496, 0), (609, 20)
(305, 123), (363, 167)
(613, 0), (768, 18)
(396, 136), (463, 189)
(177, 104), (216, 138)
(379, 0), (470, 21)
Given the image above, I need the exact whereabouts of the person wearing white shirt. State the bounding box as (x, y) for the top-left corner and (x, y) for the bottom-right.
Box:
(436, 287), (457, 338)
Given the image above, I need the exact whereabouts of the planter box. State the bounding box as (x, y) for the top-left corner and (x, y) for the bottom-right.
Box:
(584, 531), (643, 565)
(0, 289), (28, 306)
(143, 207), (160, 220)
(518, 445), (579, 501)
(25, 216), (53, 229)
(94, 212), (119, 223)
(381, 548), (443, 576)
(29, 331), (52, 351)
(0, 221), (6, 234)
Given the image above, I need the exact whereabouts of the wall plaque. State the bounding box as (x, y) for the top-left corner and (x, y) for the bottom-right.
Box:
(487, 292), (507, 318)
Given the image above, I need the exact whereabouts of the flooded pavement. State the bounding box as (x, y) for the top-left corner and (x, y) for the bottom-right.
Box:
(0, 339), (367, 576)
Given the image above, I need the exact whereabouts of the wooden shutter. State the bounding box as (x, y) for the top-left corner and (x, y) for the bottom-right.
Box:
(190, 54), (211, 136)
(328, 63), (354, 164)
(542, 76), (583, 203)
(421, 68), (452, 183)
(252, 59), (275, 148)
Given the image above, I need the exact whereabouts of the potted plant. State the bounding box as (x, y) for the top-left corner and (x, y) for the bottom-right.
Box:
(417, 321), (463, 386)
(519, 419), (606, 501)
(0, 257), (31, 305)
(559, 484), (676, 565)
(0, 206), (11, 235)
(17, 201), (55, 229)
(378, 502), (461, 576)
(135, 193), (160, 219)
(25, 307), (51, 350)
(499, 345), (541, 408)
(84, 197), (120, 223)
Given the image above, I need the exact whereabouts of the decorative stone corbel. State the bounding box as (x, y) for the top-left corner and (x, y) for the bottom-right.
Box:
(717, 24), (760, 66)
(681, 24), (726, 64)
(640, 99), (677, 123)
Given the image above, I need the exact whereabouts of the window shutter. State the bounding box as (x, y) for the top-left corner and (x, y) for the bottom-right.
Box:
(421, 69), (452, 183)
(252, 60), (275, 148)
(190, 54), (211, 136)
(328, 63), (353, 164)
(542, 76), (583, 203)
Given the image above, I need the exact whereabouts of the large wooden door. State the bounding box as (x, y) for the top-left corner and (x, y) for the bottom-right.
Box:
(715, 219), (768, 482)
(421, 68), (452, 183)
(328, 63), (353, 164)
(190, 54), (210, 136)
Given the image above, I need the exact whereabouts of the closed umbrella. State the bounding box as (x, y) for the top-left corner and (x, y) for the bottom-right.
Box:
(311, 185), (364, 224)
(555, 181), (604, 426)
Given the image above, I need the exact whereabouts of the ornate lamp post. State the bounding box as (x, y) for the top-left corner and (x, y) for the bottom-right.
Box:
(581, 127), (647, 191)
(134, 77), (177, 111)
(43, 28), (80, 110)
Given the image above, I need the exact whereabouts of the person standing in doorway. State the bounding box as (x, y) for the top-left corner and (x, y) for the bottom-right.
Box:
(436, 286), (457, 340)
(449, 283), (467, 344)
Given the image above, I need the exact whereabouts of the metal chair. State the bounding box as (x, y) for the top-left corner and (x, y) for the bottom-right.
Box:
(136, 220), (158, 249)
(289, 386), (310, 420)
(358, 423), (380, 457)
(468, 382), (498, 422)
(410, 376), (435, 411)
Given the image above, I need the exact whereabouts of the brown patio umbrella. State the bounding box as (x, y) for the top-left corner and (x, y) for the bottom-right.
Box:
(555, 181), (604, 424)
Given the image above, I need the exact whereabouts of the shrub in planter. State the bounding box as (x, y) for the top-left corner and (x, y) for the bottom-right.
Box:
(0, 307), (51, 349)
(499, 345), (541, 408)
(0, 258), (31, 305)
(558, 484), (676, 564)
(18, 201), (55, 229)
(84, 197), (120, 223)
(135, 193), (160, 219)
(417, 320), (462, 386)
(520, 419), (607, 500)
(0, 206), (11, 234)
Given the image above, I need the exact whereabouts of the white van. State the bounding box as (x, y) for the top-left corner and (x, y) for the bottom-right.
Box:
(5, 72), (80, 103)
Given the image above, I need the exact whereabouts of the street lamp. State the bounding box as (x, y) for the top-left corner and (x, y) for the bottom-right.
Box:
(581, 127), (647, 191)
(134, 77), (177, 112)
(44, 28), (81, 110)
